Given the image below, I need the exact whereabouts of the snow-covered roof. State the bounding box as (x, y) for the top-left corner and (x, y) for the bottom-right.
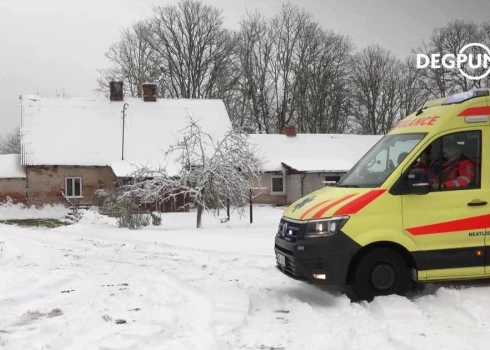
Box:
(20, 95), (233, 176)
(249, 133), (383, 172)
(0, 154), (26, 178)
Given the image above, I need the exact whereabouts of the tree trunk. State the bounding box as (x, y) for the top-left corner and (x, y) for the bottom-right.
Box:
(196, 202), (204, 228)
(196, 188), (205, 228)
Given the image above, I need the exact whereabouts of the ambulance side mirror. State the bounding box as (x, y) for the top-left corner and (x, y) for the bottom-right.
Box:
(407, 168), (430, 195)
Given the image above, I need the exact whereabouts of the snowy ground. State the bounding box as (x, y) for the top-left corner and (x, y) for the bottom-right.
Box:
(2, 205), (490, 349)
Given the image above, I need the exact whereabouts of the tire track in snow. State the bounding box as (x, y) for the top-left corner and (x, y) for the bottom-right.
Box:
(8, 223), (490, 350)
(0, 234), (84, 313)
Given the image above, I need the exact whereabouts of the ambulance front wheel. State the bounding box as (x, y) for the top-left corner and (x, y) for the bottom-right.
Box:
(349, 247), (413, 302)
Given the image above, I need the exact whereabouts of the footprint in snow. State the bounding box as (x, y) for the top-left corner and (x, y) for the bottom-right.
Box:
(13, 308), (63, 326)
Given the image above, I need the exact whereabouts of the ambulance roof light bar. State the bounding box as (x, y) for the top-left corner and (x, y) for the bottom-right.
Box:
(442, 89), (489, 105)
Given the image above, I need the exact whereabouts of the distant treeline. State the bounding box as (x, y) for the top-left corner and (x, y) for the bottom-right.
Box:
(96, 0), (490, 135)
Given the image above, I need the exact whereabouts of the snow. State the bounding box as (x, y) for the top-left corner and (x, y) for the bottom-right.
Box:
(19, 96), (233, 176)
(19, 94), (383, 176)
(0, 200), (69, 220)
(250, 133), (383, 172)
(0, 154), (25, 178)
(2, 205), (490, 349)
(109, 159), (179, 178)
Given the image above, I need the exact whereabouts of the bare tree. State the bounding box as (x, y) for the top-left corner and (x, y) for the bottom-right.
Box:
(413, 20), (490, 98)
(291, 25), (353, 133)
(235, 10), (276, 133)
(119, 117), (264, 228)
(146, 0), (238, 99)
(398, 56), (430, 118)
(98, 3), (490, 136)
(349, 45), (403, 134)
(96, 19), (161, 97)
(235, 3), (353, 134)
(269, 2), (311, 131)
(0, 127), (20, 154)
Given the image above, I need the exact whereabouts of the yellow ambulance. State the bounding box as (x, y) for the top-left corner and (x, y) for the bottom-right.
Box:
(274, 89), (490, 301)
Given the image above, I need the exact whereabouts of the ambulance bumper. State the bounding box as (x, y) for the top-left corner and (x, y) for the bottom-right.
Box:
(274, 232), (361, 286)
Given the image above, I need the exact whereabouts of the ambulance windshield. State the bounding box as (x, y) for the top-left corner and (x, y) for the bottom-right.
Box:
(336, 133), (426, 188)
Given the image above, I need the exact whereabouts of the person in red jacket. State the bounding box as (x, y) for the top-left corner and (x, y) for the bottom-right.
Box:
(430, 139), (475, 190)
(414, 145), (438, 179)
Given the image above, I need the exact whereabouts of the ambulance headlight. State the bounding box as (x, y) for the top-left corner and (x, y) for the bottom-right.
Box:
(305, 216), (349, 238)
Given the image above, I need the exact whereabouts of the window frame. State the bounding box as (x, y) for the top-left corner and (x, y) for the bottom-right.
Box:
(65, 176), (83, 198)
(336, 132), (427, 189)
(431, 130), (482, 192)
(270, 175), (285, 195)
(323, 175), (342, 187)
(391, 129), (482, 194)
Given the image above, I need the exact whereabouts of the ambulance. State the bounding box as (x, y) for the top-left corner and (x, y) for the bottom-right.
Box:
(274, 89), (490, 301)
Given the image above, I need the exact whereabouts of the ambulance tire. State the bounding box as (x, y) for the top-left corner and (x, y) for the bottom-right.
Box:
(350, 247), (412, 302)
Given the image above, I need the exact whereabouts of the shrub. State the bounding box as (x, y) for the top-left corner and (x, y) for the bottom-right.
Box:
(96, 189), (150, 230)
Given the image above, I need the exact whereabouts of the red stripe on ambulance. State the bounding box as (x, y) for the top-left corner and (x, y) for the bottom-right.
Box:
(310, 194), (357, 219)
(406, 214), (490, 235)
(300, 199), (332, 220)
(457, 106), (490, 117)
(333, 189), (387, 216)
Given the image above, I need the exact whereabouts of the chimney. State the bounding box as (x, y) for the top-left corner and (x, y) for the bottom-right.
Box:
(284, 125), (296, 137)
(109, 81), (123, 101)
(142, 82), (157, 102)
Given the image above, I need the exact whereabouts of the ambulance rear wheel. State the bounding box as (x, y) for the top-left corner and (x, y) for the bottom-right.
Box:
(350, 248), (412, 302)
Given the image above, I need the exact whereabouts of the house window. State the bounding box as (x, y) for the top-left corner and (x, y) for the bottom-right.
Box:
(324, 175), (341, 186)
(65, 177), (82, 198)
(271, 176), (285, 194)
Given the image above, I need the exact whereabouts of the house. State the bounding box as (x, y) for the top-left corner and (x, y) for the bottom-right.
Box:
(249, 126), (382, 205)
(12, 82), (233, 210)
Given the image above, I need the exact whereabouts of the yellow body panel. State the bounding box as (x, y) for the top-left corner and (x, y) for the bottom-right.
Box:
(420, 267), (486, 281)
(282, 89), (490, 283)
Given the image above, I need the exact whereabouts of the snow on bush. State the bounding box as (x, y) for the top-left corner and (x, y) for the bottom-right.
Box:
(76, 209), (119, 227)
(0, 199), (69, 220)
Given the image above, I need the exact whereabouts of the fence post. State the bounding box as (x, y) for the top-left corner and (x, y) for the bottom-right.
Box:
(227, 197), (230, 220)
(249, 189), (253, 224)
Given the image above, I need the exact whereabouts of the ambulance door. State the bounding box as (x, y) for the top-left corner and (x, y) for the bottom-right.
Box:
(401, 128), (488, 280)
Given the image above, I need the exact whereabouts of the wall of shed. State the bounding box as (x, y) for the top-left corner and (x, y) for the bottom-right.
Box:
(252, 172), (288, 206)
(26, 166), (116, 207)
(292, 172), (346, 200)
(0, 178), (27, 204)
(253, 171), (346, 206)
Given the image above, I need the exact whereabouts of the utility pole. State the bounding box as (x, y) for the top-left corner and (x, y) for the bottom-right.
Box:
(121, 103), (129, 160)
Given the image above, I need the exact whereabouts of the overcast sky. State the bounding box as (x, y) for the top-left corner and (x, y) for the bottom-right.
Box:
(1, 0), (490, 137)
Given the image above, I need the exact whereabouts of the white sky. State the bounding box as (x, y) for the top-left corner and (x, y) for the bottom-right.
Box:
(1, 0), (490, 137)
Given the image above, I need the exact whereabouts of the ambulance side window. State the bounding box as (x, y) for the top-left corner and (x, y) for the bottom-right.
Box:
(414, 130), (482, 191)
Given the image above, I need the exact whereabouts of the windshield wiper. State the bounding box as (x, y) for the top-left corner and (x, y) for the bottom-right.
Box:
(336, 184), (359, 188)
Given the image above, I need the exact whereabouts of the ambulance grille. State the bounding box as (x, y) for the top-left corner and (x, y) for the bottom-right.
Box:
(302, 259), (324, 269)
(277, 219), (305, 242)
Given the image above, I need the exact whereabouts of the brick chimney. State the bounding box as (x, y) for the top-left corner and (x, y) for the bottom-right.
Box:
(109, 81), (123, 101)
(284, 125), (296, 137)
(142, 82), (157, 102)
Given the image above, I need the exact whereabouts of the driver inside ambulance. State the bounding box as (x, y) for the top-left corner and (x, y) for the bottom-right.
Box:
(429, 139), (475, 190)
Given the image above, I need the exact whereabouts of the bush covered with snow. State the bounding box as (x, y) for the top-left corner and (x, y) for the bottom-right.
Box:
(96, 189), (151, 229)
